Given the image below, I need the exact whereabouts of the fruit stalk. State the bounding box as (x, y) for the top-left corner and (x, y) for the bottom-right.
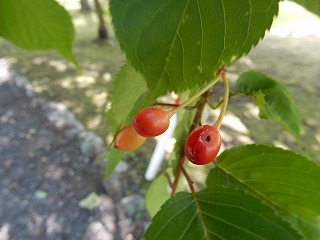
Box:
(167, 76), (220, 117)
(213, 70), (229, 130)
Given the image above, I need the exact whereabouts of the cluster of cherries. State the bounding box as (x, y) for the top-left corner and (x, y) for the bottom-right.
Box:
(114, 69), (228, 165)
(114, 105), (221, 165)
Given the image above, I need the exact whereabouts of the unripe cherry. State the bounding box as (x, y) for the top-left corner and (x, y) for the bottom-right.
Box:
(114, 124), (146, 151)
(184, 125), (221, 165)
(133, 106), (170, 138)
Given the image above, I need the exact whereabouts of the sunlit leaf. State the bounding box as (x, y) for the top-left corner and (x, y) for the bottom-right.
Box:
(105, 63), (147, 178)
(207, 169), (320, 240)
(107, 63), (147, 132)
(110, 0), (280, 97)
(209, 145), (320, 232)
(0, 0), (77, 65)
(144, 186), (301, 240)
(236, 71), (300, 140)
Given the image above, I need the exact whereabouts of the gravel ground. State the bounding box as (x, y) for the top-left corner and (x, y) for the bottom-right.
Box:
(0, 60), (148, 240)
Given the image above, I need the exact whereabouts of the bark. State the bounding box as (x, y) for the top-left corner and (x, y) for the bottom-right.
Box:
(80, 0), (91, 13)
(94, 0), (109, 40)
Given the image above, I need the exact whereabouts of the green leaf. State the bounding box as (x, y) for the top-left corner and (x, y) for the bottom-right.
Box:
(110, 0), (280, 97)
(207, 145), (320, 240)
(34, 190), (48, 200)
(146, 174), (184, 217)
(144, 186), (301, 240)
(236, 71), (300, 140)
(105, 63), (147, 178)
(0, 0), (77, 65)
(107, 63), (147, 132)
(78, 192), (101, 210)
(290, 0), (320, 17)
(104, 148), (125, 178)
(207, 168), (320, 240)
(213, 145), (320, 226)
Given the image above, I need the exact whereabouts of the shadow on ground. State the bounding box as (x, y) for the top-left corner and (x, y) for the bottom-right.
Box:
(0, 61), (148, 240)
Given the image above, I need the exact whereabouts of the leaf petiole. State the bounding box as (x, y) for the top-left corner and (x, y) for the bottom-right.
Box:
(167, 76), (220, 117)
(213, 71), (229, 130)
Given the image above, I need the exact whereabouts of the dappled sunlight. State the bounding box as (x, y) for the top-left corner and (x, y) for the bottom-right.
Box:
(87, 115), (103, 129)
(49, 60), (68, 72)
(32, 57), (49, 65)
(222, 113), (249, 134)
(45, 164), (64, 180)
(244, 102), (259, 119)
(45, 213), (63, 236)
(76, 75), (95, 88)
(272, 140), (290, 150)
(73, 16), (90, 27)
(237, 56), (254, 68)
(0, 223), (10, 239)
(270, 1), (320, 38)
(235, 135), (254, 145)
(33, 81), (50, 93)
(57, 0), (80, 11)
(103, 72), (112, 82)
(60, 77), (74, 89)
(93, 92), (107, 106)
(85, 221), (114, 240)
(311, 143), (320, 153)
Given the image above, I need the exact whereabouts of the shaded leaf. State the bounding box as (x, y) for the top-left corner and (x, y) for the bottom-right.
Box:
(214, 144), (320, 226)
(104, 148), (125, 178)
(144, 186), (301, 240)
(236, 71), (300, 140)
(145, 174), (184, 217)
(0, 0), (77, 65)
(110, 0), (280, 97)
(207, 156), (320, 240)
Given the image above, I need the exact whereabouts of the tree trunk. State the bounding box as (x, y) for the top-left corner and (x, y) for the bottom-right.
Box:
(94, 0), (109, 40)
(80, 0), (91, 13)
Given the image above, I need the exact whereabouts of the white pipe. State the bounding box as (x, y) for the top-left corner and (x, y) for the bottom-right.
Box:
(145, 114), (177, 181)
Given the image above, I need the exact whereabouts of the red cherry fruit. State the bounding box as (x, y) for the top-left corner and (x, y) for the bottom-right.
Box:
(114, 124), (146, 151)
(184, 125), (221, 165)
(133, 106), (170, 137)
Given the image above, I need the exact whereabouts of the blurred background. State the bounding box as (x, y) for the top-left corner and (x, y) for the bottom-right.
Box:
(0, 0), (319, 239)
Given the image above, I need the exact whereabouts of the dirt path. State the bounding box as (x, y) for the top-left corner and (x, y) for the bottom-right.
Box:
(0, 60), (147, 240)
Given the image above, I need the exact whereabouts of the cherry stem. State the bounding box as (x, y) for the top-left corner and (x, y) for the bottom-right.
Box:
(170, 153), (185, 197)
(207, 91), (241, 112)
(170, 92), (208, 197)
(167, 76), (220, 118)
(213, 70), (229, 130)
(154, 102), (197, 110)
(164, 171), (173, 188)
(180, 164), (196, 194)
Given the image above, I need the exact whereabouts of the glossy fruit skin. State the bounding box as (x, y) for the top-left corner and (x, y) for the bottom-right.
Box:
(133, 106), (170, 138)
(184, 125), (221, 165)
(114, 124), (146, 151)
